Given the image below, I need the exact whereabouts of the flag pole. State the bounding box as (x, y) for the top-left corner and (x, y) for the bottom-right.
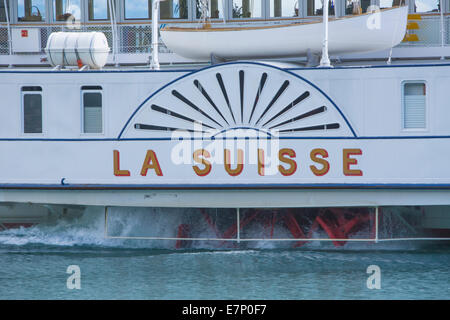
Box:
(151, 0), (164, 70)
(319, 0), (331, 67)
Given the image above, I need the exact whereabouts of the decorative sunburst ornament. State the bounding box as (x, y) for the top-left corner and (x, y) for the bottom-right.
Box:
(120, 63), (354, 139)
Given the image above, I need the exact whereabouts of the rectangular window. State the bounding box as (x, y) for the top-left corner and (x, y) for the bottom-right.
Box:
(345, 0), (371, 15)
(379, 0), (393, 9)
(232, 0), (262, 18)
(403, 82), (426, 129)
(160, 0), (188, 19)
(196, 0), (224, 19)
(53, 0), (81, 21)
(413, 0), (438, 13)
(22, 86), (43, 134)
(270, 0), (299, 17)
(18, 0), (46, 22)
(88, 0), (110, 20)
(82, 86), (103, 134)
(125, 0), (151, 19)
(307, 0), (334, 16)
(0, 0), (9, 22)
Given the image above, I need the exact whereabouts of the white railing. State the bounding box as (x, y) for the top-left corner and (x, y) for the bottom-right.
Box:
(0, 23), (172, 56)
(398, 15), (449, 47)
(1, 16), (450, 59)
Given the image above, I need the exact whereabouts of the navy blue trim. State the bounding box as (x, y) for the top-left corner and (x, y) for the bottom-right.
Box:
(2, 135), (450, 141)
(1, 183), (450, 190)
(117, 61), (357, 139)
(286, 63), (450, 71)
(1, 62), (450, 74)
(0, 69), (195, 74)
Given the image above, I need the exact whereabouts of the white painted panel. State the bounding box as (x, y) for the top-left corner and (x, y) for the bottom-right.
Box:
(11, 28), (41, 53)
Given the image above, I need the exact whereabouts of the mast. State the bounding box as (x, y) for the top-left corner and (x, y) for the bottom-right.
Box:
(319, 0), (331, 67)
(151, 0), (164, 69)
(108, 0), (118, 67)
(440, 0), (445, 60)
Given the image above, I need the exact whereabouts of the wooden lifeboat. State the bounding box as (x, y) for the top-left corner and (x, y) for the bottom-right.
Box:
(160, 6), (408, 60)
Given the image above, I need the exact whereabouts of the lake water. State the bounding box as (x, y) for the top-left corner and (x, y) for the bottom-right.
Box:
(0, 208), (448, 300)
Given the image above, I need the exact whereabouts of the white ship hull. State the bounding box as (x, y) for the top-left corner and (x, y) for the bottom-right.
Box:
(1, 61), (450, 241)
(160, 6), (408, 60)
(0, 61), (450, 206)
(1, 0), (449, 245)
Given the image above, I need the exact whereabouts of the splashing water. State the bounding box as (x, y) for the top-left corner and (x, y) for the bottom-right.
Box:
(0, 206), (449, 299)
(0, 206), (440, 251)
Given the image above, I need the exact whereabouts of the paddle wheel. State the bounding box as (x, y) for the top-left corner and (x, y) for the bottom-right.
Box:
(104, 205), (450, 248)
(0, 223), (35, 231)
(174, 207), (375, 249)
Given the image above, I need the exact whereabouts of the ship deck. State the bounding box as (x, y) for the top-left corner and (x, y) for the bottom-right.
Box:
(2, 57), (450, 72)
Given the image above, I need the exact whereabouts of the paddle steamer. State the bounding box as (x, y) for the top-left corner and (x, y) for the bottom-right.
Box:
(0, 0), (449, 246)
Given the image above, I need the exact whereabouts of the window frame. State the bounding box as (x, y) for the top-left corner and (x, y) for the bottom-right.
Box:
(305, 0), (329, 17)
(343, 0), (370, 16)
(401, 80), (429, 132)
(16, 0), (48, 23)
(0, 0), (10, 23)
(412, 0), (442, 14)
(194, 0), (228, 21)
(51, 0), (84, 24)
(228, 0), (265, 20)
(21, 86), (44, 135)
(268, 0), (301, 18)
(123, 0), (152, 21)
(86, 0), (111, 21)
(159, 0), (190, 21)
(81, 86), (104, 135)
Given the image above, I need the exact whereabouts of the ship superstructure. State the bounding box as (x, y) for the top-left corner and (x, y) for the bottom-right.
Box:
(0, 0), (449, 247)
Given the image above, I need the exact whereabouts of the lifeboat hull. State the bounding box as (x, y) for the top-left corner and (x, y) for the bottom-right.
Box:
(160, 6), (408, 60)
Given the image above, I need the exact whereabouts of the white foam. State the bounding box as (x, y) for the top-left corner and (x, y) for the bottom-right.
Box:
(0, 206), (425, 250)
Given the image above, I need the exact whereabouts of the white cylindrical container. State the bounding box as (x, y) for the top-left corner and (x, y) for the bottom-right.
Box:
(45, 32), (110, 69)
